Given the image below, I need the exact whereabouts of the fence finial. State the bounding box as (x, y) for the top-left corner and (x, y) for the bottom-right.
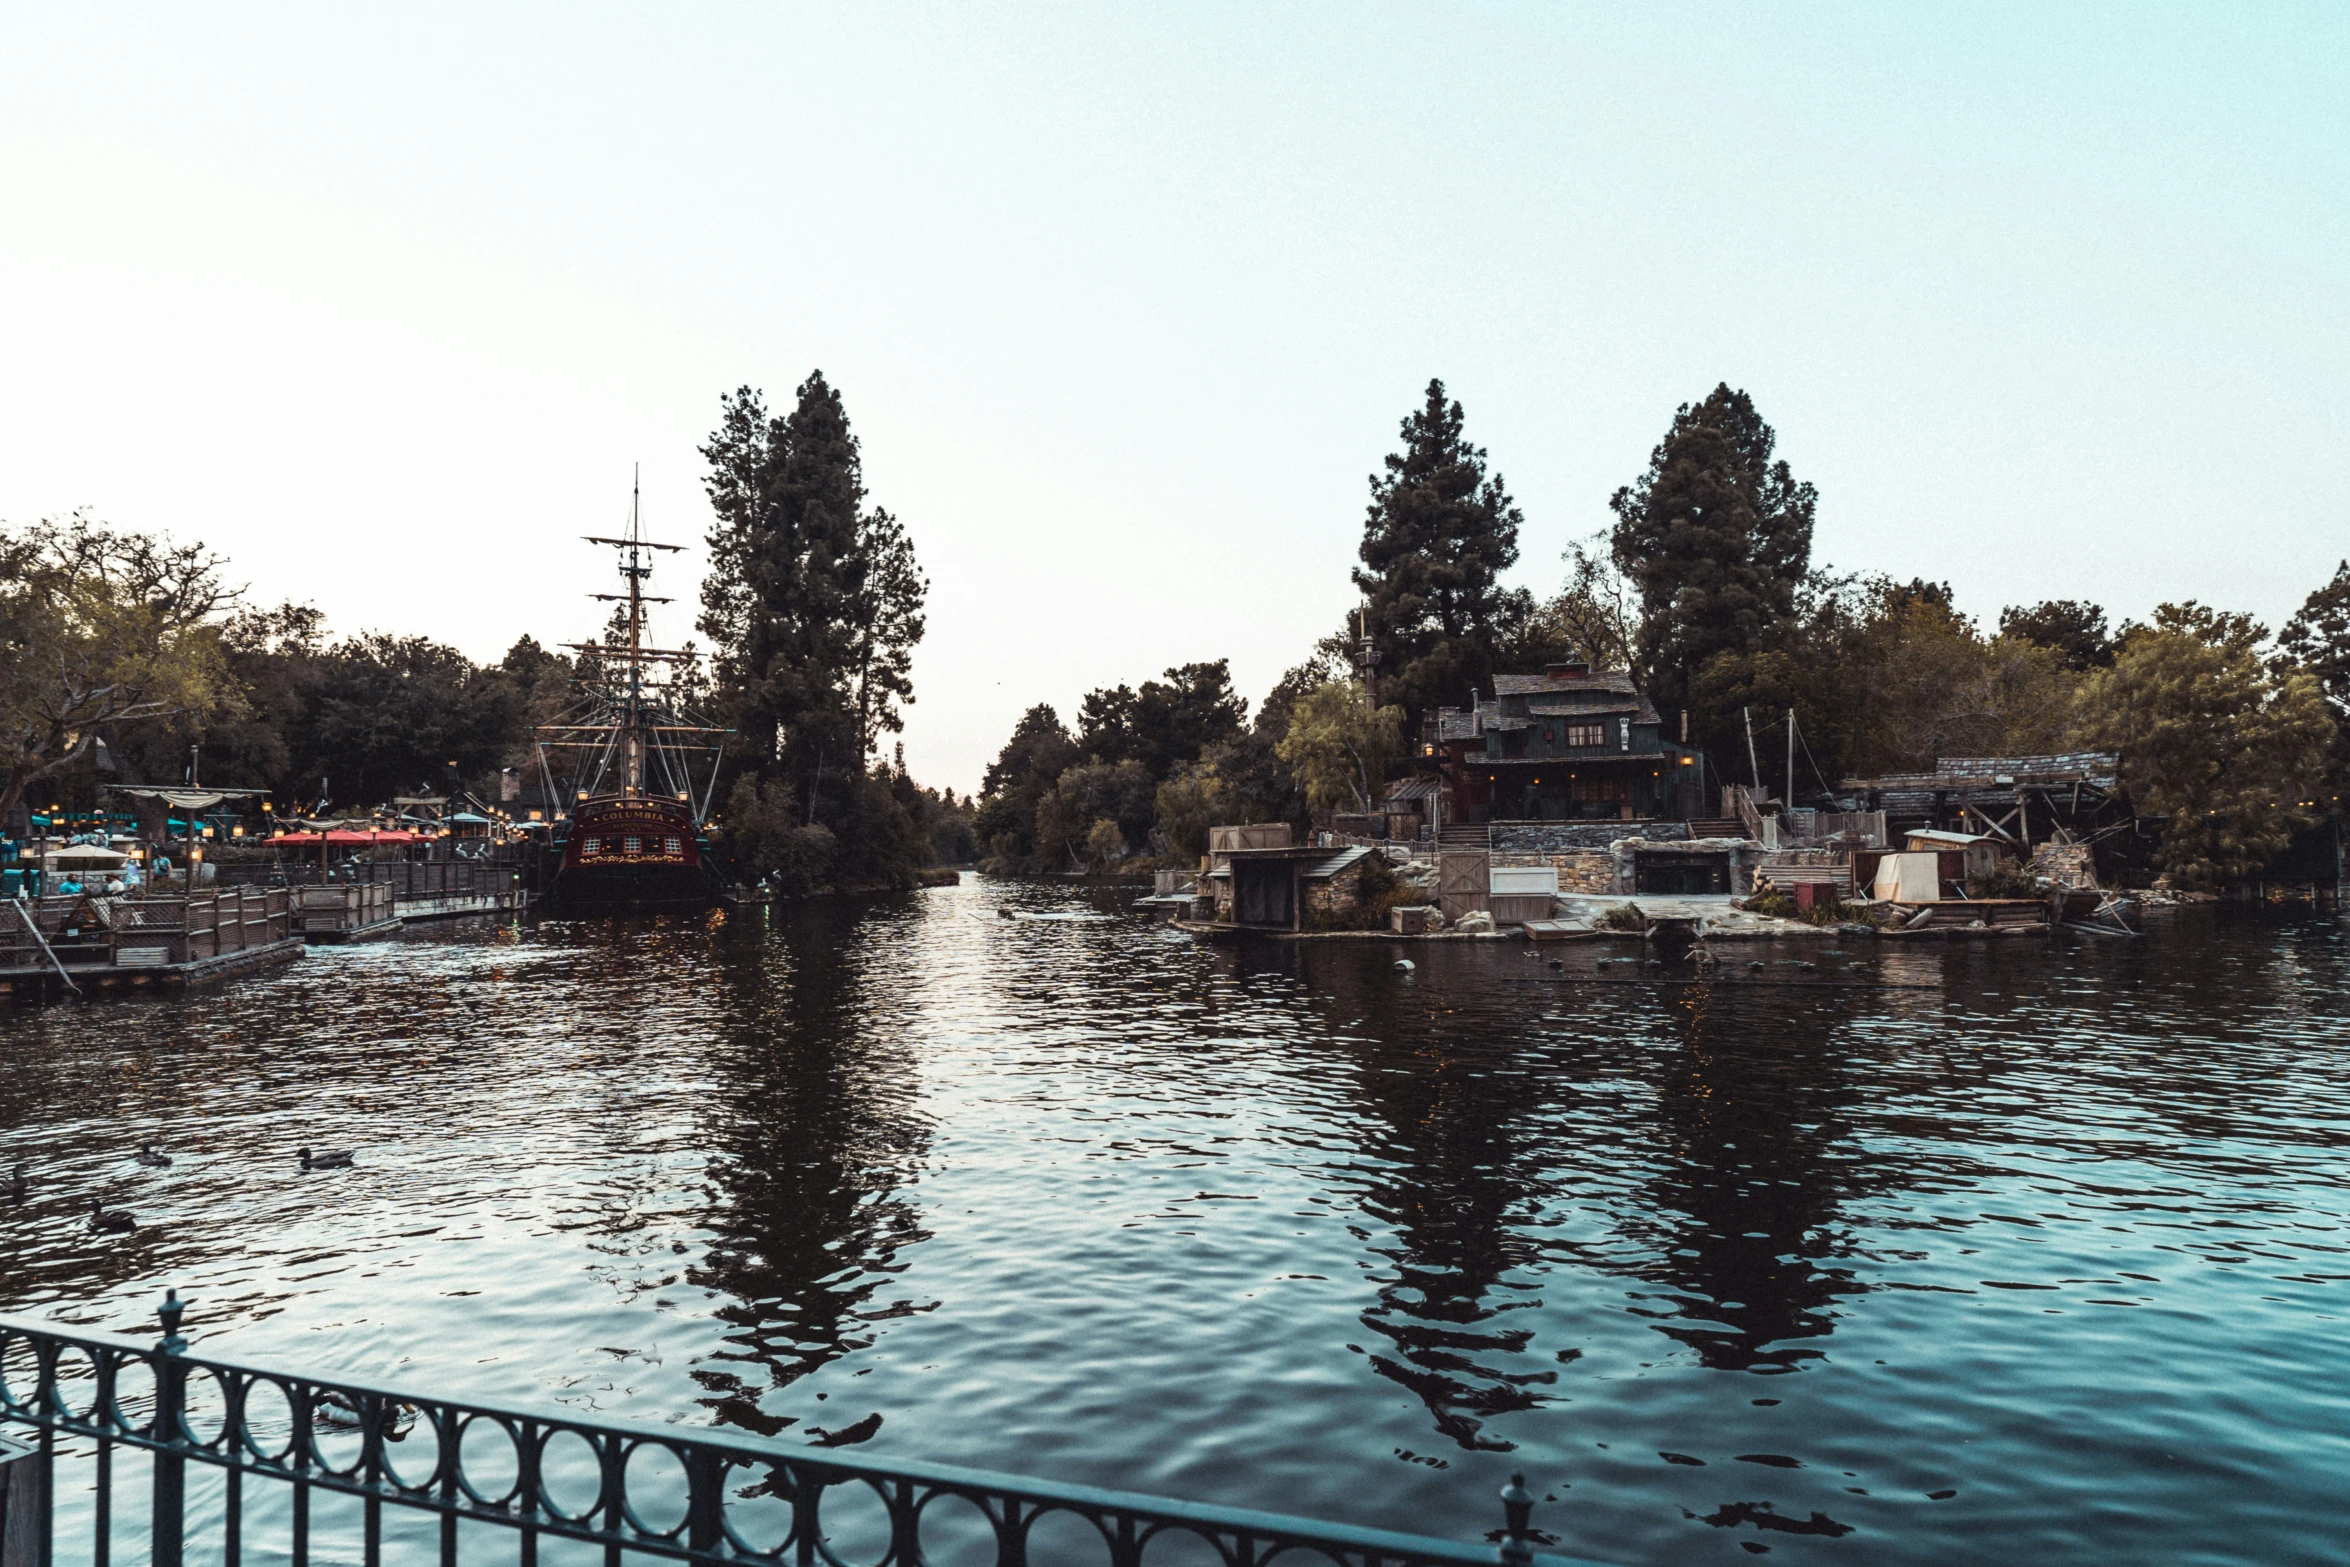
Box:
(1497, 1472), (1534, 1566)
(157, 1287), (189, 1353)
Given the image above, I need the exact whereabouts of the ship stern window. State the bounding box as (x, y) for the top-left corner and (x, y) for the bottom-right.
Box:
(665, 836), (682, 854)
(582, 837), (601, 855)
(623, 835), (642, 854)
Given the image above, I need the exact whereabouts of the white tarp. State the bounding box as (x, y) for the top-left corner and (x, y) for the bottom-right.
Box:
(1873, 851), (1942, 903)
(1491, 865), (1560, 896)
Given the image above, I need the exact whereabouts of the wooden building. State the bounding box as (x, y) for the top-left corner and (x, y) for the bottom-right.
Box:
(1429, 663), (1701, 826)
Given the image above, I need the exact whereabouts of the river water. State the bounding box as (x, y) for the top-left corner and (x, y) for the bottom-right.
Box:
(2, 878), (2346, 1565)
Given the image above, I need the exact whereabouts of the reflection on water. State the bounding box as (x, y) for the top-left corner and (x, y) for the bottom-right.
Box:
(3, 884), (2348, 1566)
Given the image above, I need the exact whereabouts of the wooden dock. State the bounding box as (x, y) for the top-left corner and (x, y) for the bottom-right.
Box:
(4, 890), (305, 1002)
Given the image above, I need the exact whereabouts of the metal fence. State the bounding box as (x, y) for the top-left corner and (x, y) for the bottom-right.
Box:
(0, 1297), (1596, 1567)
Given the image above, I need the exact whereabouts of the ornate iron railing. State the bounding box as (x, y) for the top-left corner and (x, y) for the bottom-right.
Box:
(0, 1295), (1604, 1567)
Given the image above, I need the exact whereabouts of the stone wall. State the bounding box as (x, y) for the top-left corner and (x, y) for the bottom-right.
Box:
(1490, 820), (1691, 853)
(1303, 860), (1369, 922)
(1607, 836), (1769, 895)
(2026, 841), (2098, 889)
(1491, 849), (1615, 892)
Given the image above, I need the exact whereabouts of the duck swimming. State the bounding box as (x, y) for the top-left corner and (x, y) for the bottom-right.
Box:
(134, 1144), (173, 1168)
(300, 1147), (356, 1171)
(88, 1199), (136, 1233)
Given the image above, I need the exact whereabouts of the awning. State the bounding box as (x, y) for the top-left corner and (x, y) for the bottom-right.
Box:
(107, 788), (231, 810)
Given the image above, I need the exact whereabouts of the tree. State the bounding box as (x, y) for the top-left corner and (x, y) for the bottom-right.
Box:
(697, 373), (930, 889)
(1609, 384), (1816, 716)
(2277, 560), (2350, 794)
(1275, 680), (1407, 817)
(1353, 379), (1527, 727)
(1076, 660), (1247, 781)
(1032, 760), (1153, 868)
(1513, 532), (1637, 673)
(1999, 600), (2114, 671)
(847, 506), (927, 760)
(285, 632), (523, 808)
(973, 704), (1079, 867)
(2078, 603), (2331, 888)
(0, 515), (234, 831)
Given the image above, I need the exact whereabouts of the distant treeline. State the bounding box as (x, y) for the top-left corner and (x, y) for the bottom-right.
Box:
(1, 372), (979, 892)
(977, 380), (2350, 889)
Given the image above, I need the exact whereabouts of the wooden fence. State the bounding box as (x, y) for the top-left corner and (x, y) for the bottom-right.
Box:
(2, 889), (294, 973)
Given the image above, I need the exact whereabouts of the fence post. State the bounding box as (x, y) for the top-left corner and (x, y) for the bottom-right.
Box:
(0, 1429), (42, 1567)
(1495, 1473), (1534, 1567)
(151, 1291), (190, 1567)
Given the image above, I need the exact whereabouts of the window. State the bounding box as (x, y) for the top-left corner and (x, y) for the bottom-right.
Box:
(582, 837), (601, 854)
(1565, 722), (1606, 748)
(623, 835), (642, 854)
(665, 836), (683, 854)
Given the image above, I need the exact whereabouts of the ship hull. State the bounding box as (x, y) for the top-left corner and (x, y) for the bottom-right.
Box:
(542, 795), (719, 914)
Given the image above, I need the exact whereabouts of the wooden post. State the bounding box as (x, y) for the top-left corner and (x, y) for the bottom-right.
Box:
(1785, 708), (1795, 812)
(0, 1429), (45, 1567)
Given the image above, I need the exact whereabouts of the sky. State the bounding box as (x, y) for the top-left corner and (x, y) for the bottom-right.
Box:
(2, 4), (2343, 794)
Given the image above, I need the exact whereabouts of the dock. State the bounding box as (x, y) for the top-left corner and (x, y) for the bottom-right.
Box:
(4, 889), (306, 1002)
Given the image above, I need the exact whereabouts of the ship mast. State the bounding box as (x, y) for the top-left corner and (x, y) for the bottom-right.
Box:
(540, 469), (728, 818)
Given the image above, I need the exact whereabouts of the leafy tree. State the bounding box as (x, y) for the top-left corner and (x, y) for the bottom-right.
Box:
(0, 516), (234, 831)
(717, 774), (836, 897)
(1275, 680), (1407, 817)
(1691, 576), (2079, 792)
(1353, 379), (1528, 726)
(284, 632), (523, 808)
(1083, 817), (1128, 871)
(2078, 603), (2330, 888)
(1032, 760), (1153, 868)
(1999, 600), (2114, 671)
(2277, 560), (2350, 794)
(973, 704), (1079, 867)
(1609, 384), (1816, 716)
(1512, 532), (1638, 673)
(1076, 660), (1247, 781)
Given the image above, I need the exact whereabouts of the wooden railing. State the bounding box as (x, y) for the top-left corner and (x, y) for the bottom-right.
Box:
(0, 889), (294, 971)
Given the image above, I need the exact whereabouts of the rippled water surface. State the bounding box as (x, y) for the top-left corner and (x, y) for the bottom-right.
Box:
(4, 879), (2349, 1565)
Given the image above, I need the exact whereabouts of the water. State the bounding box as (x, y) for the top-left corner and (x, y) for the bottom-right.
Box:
(3, 879), (2348, 1565)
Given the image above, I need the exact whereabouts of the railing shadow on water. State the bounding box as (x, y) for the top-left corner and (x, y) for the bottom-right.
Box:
(0, 1296), (1611, 1567)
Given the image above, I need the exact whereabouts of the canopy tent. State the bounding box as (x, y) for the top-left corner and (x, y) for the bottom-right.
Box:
(106, 785), (267, 808)
(48, 843), (130, 867)
(272, 830), (417, 846)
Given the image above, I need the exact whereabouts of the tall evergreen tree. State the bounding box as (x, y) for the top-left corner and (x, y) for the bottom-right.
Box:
(2277, 559), (2350, 793)
(1609, 384), (1816, 715)
(1352, 379), (1527, 728)
(699, 372), (929, 881)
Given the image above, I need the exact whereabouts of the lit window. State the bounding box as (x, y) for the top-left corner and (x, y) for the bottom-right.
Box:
(582, 837), (601, 854)
(665, 836), (682, 853)
(623, 835), (642, 853)
(1566, 722), (1606, 748)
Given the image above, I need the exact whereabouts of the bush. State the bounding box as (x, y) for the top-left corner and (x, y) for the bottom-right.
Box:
(1970, 863), (2039, 899)
(1597, 902), (1648, 931)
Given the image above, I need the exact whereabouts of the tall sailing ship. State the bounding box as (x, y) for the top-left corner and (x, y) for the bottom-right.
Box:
(536, 478), (729, 913)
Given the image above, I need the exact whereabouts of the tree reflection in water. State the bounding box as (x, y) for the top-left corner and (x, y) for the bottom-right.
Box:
(1614, 978), (1877, 1373)
(1302, 948), (1579, 1455)
(686, 900), (935, 1437)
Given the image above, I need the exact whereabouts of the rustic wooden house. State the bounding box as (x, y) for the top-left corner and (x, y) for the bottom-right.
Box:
(1430, 663), (1701, 826)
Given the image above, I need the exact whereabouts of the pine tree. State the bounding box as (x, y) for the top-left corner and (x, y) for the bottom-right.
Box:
(698, 371), (928, 874)
(2278, 560), (2350, 793)
(1609, 385), (1816, 714)
(1352, 379), (1527, 727)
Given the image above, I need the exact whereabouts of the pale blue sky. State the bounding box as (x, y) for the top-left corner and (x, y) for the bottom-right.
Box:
(2, 4), (2342, 791)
